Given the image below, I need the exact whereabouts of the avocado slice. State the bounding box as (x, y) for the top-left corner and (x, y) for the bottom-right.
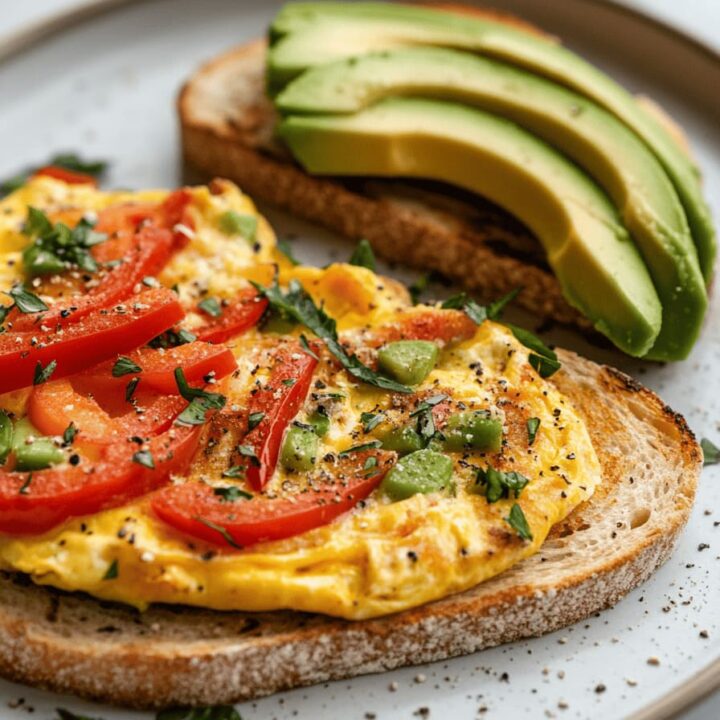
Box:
(279, 97), (662, 357)
(268, 3), (715, 281)
(276, 48), (707, 360)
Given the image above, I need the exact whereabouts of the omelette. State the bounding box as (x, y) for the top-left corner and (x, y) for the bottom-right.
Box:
(0, 173), (601, 620)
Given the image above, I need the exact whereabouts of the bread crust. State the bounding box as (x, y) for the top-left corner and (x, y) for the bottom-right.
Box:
(0, 350), (700, 708)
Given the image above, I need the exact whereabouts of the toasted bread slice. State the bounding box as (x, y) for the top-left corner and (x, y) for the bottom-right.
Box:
(0, 350), (700, 708)
(179, 39), (590, 330)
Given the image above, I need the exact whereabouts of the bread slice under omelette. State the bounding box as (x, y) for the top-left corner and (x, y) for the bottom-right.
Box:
(0, 175), (701, 708)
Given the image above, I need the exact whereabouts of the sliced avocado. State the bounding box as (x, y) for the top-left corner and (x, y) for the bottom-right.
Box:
(276, 48), (707, 360)
(279, 97), (662, 357)
(268, 3), (715, 281)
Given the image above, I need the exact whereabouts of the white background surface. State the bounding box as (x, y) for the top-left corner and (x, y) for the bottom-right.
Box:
(0, 1), (718, 719)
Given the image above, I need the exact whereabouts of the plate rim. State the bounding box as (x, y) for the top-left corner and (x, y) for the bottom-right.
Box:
(0, 1), (717, 718)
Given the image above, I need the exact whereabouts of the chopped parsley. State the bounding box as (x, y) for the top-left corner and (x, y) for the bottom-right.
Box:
(338, 440), (382, 457)
(149, 328), (197, 349)
(361, 411), (385, 433)
(507, 324), (561, 378)
(198, 297), (222, 318)
(701, 438), (720, 466)
(125, 377), (140, 401)
(194, 517), (242, 550)
(174, 368), (226, 426)
(33, 359), (57, 385)
(221, 466), (246, 479)
(299, 333), (318, 360)
(505, 502), (533, 541)
(348, 238), (376, 271)
(487, 287), (522, 320)
(103, 559), (119, 581)
(213, 486), (253, 502)
(62, 422), (77, 446)
(247, 412), (265, 431)
(474, 467), (529, 503)
(236, 444), (260, 466)
(526, 417), (541, 446)
(252, 278), (411, 394)
(7, 284), (48, 314)
(112, 356), (142, 377)
(441, 292), (487, 325)
(132, 450), (155, 469)
(18, 474), (32, 495)
(22, 207), (107, 277)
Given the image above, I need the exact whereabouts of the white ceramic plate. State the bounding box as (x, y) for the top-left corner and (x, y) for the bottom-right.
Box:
(0, 1), (718, 718)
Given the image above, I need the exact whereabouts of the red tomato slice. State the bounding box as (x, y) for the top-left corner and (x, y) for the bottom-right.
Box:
(239, 342), (317, 491)
(151, 449), (394, 548)
(192, 288), (268, 345)
(11, 226), (175, 333)
(0, 424), (201, 535)
(34, 166), (97, 186)
(0, 288), (183, 394)
(29, 378), (186, 444)
(82, 341), (237, 395)
(373, 309), (477, 347)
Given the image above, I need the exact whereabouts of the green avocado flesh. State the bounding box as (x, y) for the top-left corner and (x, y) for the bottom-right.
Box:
(276, 47), (707, 360)
(280, 97), (662, 357)
(268, 2), (715, 281)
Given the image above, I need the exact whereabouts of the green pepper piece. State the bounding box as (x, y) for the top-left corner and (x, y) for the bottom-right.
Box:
(218, 210), (258, 241)
(377, 340), (439, 386)
(0, 411), (13, 465)
(281, 424), (319, 471)
(380, 449), (453, 501)
(380, 425), (424, 455)
(442, 411), (503, 453)
(12, 417), (64, 471)
(307, 411), (330, 437)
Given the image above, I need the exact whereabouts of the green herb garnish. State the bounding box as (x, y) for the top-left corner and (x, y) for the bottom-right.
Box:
(253, 278), (411, 394)
(103, 559), (119, 581)
(112, 356), (142, 377)
(526, 417), (540, 446)
(248, 412), (265, 431)
(507, 324), (561, 378)
(441, 292), (487, 325)
(148, 328), (197, 349)
(277, 238), (300, 266)
(348, 238), (376, 271)
(62, 422), (77, 446)
(8, 284), (48, 313)
(132, 450), (155, 469)
(221, 466), (246, 479)
(361, 412), (385, 433)
(198, 297), (222, 318)
(505, 502), (533, 541)
(408, 273), (430, 305)
(174, 368), (226, 426)
(213, 486), (253, 502)
(474, 467), (529, 503)
(487, 287), (522, 319)
(701, 438), (720, 466)
(33, 359), (57, 385)
(125, 377), (140, 401)
(236, 444), (260, 466)
(194, 517), (242, 550)
(338, 440), (382, 457)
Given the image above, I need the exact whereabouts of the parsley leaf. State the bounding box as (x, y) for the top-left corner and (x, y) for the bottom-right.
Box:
(253, 279), (411, 394)
(361, 412), (385, 433)
(298, 333), (318, 360)
(194, 517), (243, 550)
(174, 368), (226, 426)
(112, 356), (142, 377)
(506, 324), (561, 378)
(198, 297), (222, 318)
(8, 285), (48, 313)
(62, 422), (77, 446)
(277, 238), (300, 266)
(213, 486), (253, 502)
(441, 292), (487, 325)
(33, 359), (57, 385)
(487, 287), (522, 319)
(149, 328), (197, 349)
(236, 444), (260, 466)
(338, 440), (382, 457)
(505, 503), (533, 541)
(221, 466), (246, 479)
(103, 559), (119, 581)
(132, 450), (155, 469)
(248, 412), (265, 431)
(474, 467), (529, 503)
(348, 238), (376, 271)
(526, 417), (540, 446)
(701, 438), (720, 466)
(125, 377), (140, 401)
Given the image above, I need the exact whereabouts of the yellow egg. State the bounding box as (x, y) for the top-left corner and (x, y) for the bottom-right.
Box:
(0, 179), (601, 620)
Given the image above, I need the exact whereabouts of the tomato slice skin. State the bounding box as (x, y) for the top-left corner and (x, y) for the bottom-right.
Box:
(0, 288), (183, 394)
(192, 288), (268, 345)
(34, 166), (97, 186)
(240, 342), (317, 491)
(151, 450), (394, 548)
(82, 342), (238, 395)
(0, 424), (201, 535)
(29, 378), (186, 444)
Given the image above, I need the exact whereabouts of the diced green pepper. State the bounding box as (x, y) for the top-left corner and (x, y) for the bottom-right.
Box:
(0, 411), (13, 465)
(280, 424), (319, 471)
(218, 210), (258, 241)
(12, 417), (64, 471)
(307, 411), (330, 437)
(377, 340), (438, 386)
(380, 449), (453, 501)
(442, 411), (503, 453)
(380, 425), (424, 455)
